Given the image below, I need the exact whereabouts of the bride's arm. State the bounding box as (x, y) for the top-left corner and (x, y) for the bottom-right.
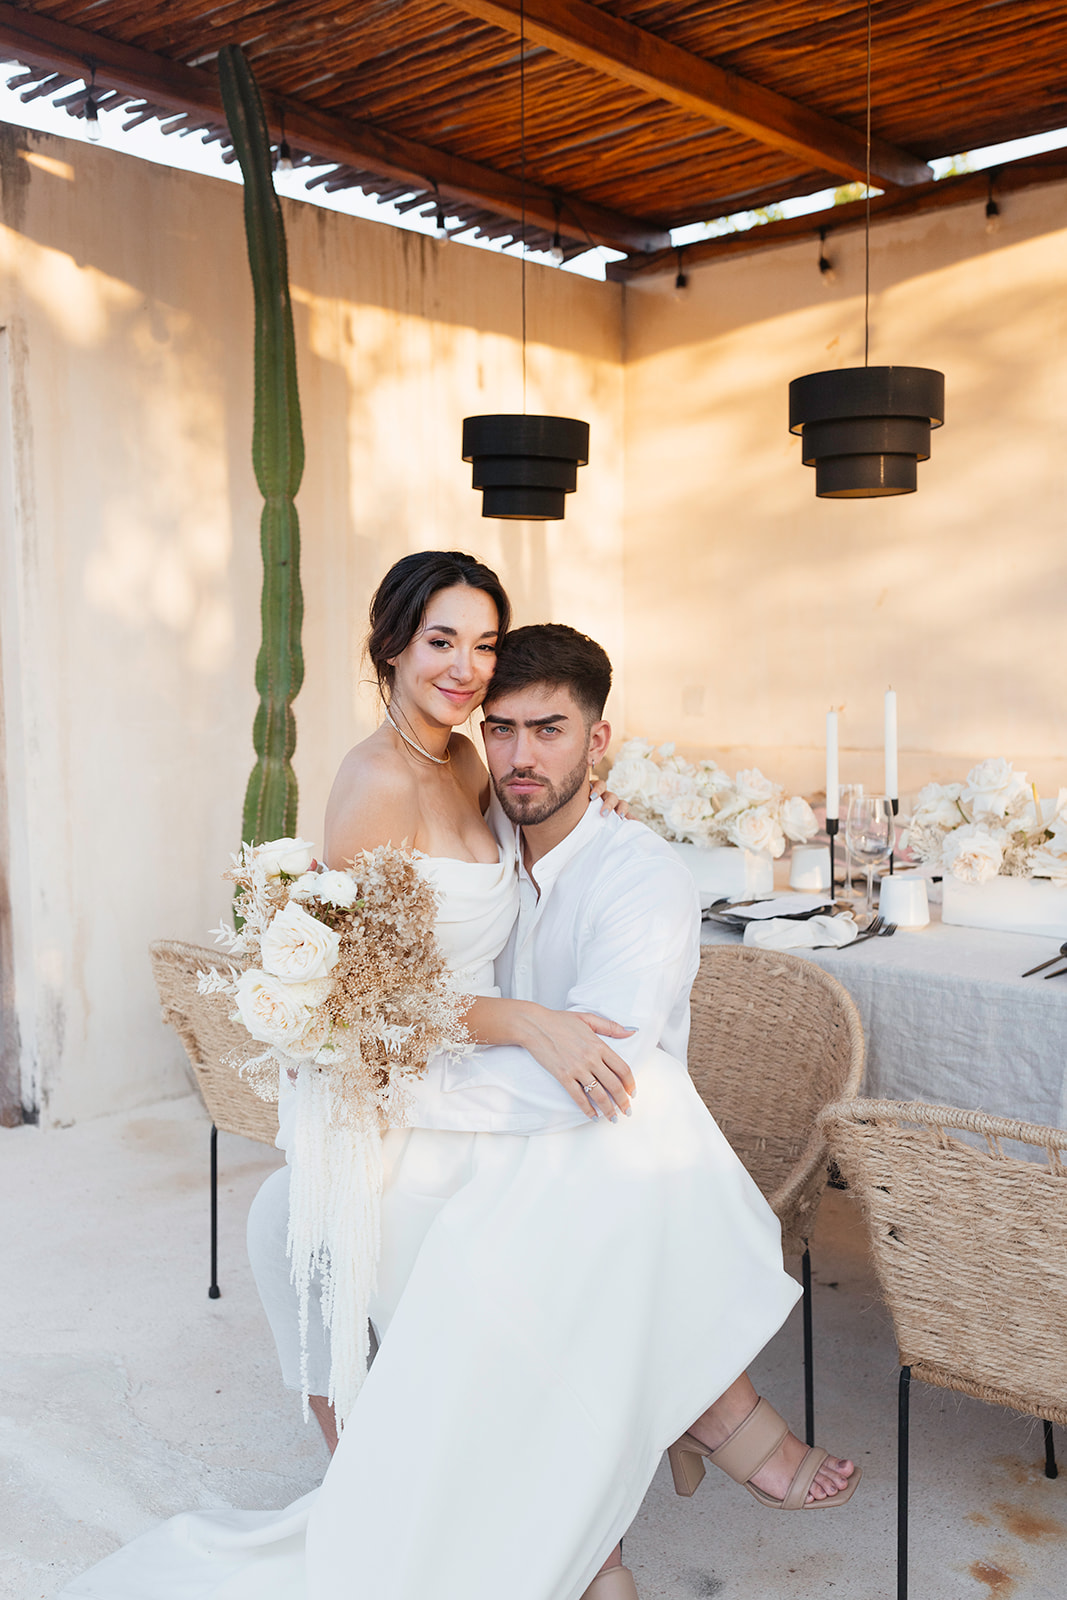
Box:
(464, 996), (636, 1121)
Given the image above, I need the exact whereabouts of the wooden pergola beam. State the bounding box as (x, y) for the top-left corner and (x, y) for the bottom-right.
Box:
(606, 152), (1067, 278)
(0, 2), (669, 254)
(450, 0), (931, 190)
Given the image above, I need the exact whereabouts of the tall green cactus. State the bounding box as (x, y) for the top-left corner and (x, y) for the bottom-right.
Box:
(218, 45), (305, 846)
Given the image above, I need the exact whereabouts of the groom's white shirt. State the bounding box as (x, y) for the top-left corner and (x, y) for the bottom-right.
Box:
(408, 795), (701, 1135)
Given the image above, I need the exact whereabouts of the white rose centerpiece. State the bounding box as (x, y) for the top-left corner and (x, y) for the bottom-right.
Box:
(902, 761), (1067, 888)
(606, 739), (815, 858)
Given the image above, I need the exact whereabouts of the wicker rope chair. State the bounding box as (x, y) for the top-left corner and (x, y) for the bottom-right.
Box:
(150, 939), (278, 1297)
(688, 945), (865, 1442)
(824, 1099), (1067, 1600)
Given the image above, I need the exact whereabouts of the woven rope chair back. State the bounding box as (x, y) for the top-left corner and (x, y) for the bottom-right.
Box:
(149, 939), (278, 1146)
(826, 1098), (1067, 1425)
(689, 946), (864, 1256)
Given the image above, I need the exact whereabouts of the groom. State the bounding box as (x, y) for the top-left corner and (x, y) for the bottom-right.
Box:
(249, 625), (852, 1600)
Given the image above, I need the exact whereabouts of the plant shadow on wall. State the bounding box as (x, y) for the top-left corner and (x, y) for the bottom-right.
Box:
(621, 230), (1067, 780)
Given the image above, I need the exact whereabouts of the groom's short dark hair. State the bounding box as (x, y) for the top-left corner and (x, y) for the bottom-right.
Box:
(485, 623), (612, 721)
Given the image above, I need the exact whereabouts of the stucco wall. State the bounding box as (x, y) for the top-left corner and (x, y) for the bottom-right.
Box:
(622, 178), (1067, 800)
(0, 125), (623, 1126)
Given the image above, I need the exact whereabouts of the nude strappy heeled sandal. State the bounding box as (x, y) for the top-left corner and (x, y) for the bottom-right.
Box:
(667, 1395), (861, 1510)
(580, 1565), (640, 1599)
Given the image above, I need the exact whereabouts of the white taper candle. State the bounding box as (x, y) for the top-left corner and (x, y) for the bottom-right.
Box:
(826, 709), (839, 821)
(884, 688), (898, 801)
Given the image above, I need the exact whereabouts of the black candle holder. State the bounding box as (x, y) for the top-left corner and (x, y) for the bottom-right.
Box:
(826, 817), (839, 897)
(889, 796), (900, 874)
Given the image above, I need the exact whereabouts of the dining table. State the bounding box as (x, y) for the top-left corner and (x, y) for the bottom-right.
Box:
(699, 898), (1067, 1135)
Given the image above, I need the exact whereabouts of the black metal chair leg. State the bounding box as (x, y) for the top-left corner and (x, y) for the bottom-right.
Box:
(802, 1244), (814, 1447)
(1044, 1419), (1058, 1480)
(209, 1122), (221, 1299)
(898, 1365), (911, 1600)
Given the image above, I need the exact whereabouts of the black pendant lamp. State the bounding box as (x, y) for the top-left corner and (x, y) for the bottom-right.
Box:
(789, 2), (943, 499)
(461, 0), (589, 522)
(462, 413), (589, 520)
(789, 366), (944, 497)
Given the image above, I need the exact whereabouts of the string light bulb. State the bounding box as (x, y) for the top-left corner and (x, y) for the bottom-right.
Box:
(985, 171), (1001, 234)
(84, 65), (100, 142)
(817, 227), (836, 285)
(275, 110), (293, 172)
(673, 247), (689, 296)
(549, 201), (565, 264)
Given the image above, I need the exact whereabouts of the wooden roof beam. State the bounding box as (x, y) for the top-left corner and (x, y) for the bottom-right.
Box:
(449, 0), (931, 190)
(606, 151), (1067, 278)
(0, 2), (669, 254)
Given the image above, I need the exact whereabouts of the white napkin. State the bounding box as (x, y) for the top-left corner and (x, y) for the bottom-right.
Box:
(743, 913), (858, 951)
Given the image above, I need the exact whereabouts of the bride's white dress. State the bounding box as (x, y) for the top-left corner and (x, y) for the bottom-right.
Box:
(62, 849), (800, 1600)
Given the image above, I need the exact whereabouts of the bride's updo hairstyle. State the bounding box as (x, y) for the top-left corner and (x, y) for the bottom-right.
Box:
(367, 550), (512, 698)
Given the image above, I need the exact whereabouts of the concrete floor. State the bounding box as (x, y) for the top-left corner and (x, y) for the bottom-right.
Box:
(3, 1095), (1065, 1600)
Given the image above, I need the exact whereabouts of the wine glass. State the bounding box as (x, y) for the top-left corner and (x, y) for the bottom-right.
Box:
(845, 794), (895, 920)
(837, 783), (864, 901)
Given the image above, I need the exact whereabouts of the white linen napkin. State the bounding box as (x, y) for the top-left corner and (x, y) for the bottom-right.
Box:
(743, 913), (858, 951)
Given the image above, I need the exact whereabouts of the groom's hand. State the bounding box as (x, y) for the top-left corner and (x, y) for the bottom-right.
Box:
(520, 1006), (636, 1122)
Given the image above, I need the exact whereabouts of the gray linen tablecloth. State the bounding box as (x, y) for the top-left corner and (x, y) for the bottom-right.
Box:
(700, 907), (1067, 1133)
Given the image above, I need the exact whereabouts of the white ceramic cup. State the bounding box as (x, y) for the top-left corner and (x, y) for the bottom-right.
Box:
(878, 874), (930, 929)
(790, 844), (831, 892)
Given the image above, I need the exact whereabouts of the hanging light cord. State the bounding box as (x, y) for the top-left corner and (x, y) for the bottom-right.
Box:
(519, 0), (528, 412)
(864, 0), (872, 367)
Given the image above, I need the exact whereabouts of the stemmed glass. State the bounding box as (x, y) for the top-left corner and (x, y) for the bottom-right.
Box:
(845, 794), (896, 921)
(837, 783), (864, 902)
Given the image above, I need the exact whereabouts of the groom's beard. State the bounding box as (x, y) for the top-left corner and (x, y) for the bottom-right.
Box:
(494, 753), (591, 826)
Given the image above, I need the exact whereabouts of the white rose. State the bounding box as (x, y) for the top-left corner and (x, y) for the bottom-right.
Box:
(780, 795), (819, 843)
(260, 901), (341, 983)
(288, 870), (322, 900)
(615, 737), (653, 760)
(663, 792), (713, 844)
(606, 756), (662, 808)
(1031, 846), (1067, 889)
(943, 823), (1004, 883)
(234, 969), (333, 1050)
(692, 761), (733, 800)
(657, 769), (693, 803)
(309, 869), (360, 909)
(1045, 789), (1067, 850)
(253, 836), (317, 880)
(960, 760), (1027, 820)
(911, 782), (965, 831)
(728, 805), (785, 858)
(735, 768), (779, 805)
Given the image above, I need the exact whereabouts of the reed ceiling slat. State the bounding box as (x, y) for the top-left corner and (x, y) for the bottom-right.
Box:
(4, 1), (1066, 252)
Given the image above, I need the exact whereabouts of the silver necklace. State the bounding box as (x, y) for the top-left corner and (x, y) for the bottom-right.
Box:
(384, 707), (451, 766)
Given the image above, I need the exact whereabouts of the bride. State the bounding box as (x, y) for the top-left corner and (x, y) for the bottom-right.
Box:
(63, 550), (855, 1600)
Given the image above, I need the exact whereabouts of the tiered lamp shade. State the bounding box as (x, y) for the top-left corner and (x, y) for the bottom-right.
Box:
(462, 414), (590, 520)
(788, 366), (944, 497)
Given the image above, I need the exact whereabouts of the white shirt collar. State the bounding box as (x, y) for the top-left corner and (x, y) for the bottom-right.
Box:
(519, 795), (605, 894)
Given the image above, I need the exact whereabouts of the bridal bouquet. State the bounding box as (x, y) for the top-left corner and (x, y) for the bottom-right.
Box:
(606, 739), (818, 857)
(200, 836), (469, 1422)
(903, 759), (1067, 887)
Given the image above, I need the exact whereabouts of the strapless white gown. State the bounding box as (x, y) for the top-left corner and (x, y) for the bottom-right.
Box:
(61, 851), (800, 1600)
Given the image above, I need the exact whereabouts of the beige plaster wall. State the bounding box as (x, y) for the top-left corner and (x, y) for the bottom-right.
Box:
(621, 178), (1067, 802)
(0, 125), (623, 1126)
